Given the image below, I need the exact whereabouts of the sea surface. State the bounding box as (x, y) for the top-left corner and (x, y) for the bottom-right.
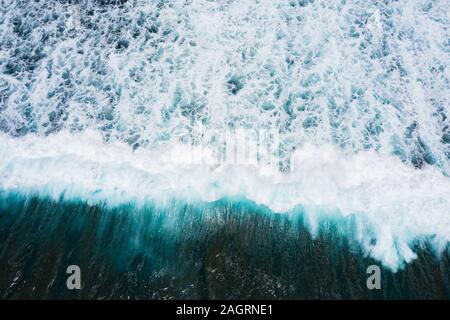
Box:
(0, 0), (449, 299)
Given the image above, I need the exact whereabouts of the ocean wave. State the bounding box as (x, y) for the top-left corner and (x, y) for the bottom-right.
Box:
(0, 130), (449, 270)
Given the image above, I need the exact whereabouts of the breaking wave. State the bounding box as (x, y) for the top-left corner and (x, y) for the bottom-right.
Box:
(0, 0), (449, 271)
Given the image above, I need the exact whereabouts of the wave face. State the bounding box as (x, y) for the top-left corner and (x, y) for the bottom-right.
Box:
(1, 195), (448, 299)
(1, 131), (450, 271)
(0, 0), (449, 272)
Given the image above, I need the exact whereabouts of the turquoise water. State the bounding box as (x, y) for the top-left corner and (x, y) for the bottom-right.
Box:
(0, 193), (448, 299)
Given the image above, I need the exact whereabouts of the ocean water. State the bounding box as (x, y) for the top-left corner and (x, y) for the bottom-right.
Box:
(0, 194), (449, 299)
(0, 0), (449, 299)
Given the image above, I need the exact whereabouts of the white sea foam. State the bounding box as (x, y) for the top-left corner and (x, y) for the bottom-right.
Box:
(1, 0), (449, 171)
(0, 0), (449, 270)
(0, 130), (449, 270)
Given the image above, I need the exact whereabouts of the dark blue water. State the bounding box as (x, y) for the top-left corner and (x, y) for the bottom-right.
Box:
(0, 194), (448, 299)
